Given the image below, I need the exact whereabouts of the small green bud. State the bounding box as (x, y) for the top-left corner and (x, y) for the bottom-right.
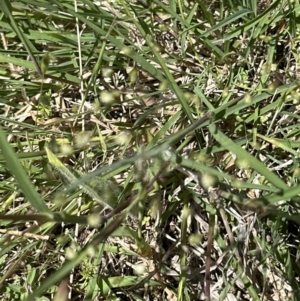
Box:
(222, 87), (229, 98)
(128, 68), (138, 85)
(65, 246), (77, 260)
(159, 80), (169, 91)
(60, 144), (73, 156)
(251, 141), (261, 150)
(232, 179), (243, 189)
(236, 115), (244, 122)
(244, 93), (252, 105)
(41, 52), (51, 76)
(87, 213), (103, 228)
(101, 67), (113, 78)
(158, 24), (170, 32)
(121, 46), (133, 56)
(200, 173), (218, 190)
(235, 158), (251, 170)
(100, 90), (120, 104)
(188, 233), (203, 245)
(267, 79), (281, 93)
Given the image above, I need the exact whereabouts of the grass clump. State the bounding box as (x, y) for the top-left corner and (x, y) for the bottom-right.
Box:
(0, 0), (300, 300)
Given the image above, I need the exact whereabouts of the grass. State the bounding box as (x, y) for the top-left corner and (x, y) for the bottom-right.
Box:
(0, 0), (300, 300)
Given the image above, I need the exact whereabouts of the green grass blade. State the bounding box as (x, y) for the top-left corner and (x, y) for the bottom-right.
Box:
(199, 8), (252, 38)
(208, 123), (288, 190)
(0, 0), (42, 76)
(0, 125), (51, 213)
(46, 148), (122, 209)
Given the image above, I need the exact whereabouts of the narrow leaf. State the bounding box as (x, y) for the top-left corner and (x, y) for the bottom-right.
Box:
(46, 148), (122, 209)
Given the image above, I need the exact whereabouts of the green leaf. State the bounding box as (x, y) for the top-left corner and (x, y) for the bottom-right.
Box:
(208, 124), (288, 191)
(45, 148), (122, 209)
(41, 52), (51, 76)
(0, 0), (42, 76)
(0, 125), (51, 213)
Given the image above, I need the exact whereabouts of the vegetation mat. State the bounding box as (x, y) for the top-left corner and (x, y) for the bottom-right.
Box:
(0, 0), (300, 300)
